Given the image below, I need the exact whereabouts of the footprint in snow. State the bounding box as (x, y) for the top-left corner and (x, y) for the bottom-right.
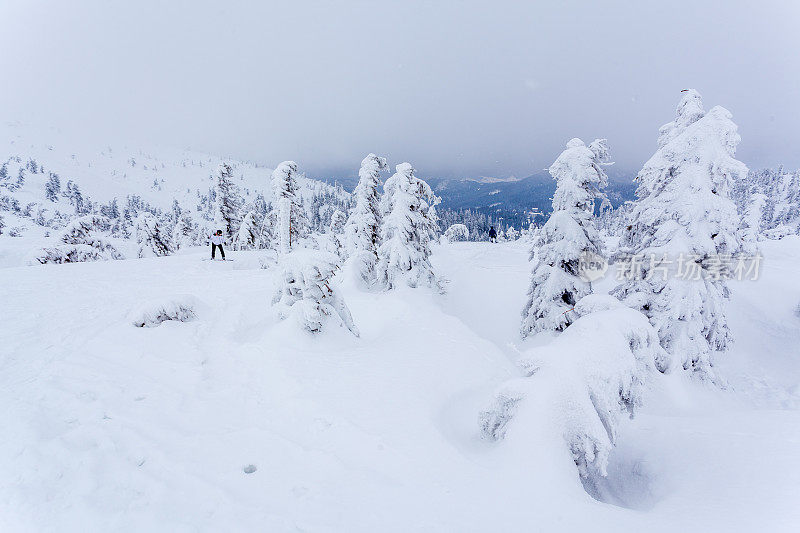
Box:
(243, 464), (257, 474)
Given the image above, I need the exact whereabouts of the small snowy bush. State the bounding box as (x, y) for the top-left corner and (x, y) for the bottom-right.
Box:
(35, 214), (124, 264)
(130, 297), (198, 327)
(444, 223), (470, 242)
(272, 249), (359, 336)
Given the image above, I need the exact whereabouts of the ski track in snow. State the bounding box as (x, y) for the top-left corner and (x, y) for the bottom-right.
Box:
(1, 240), (800, 531)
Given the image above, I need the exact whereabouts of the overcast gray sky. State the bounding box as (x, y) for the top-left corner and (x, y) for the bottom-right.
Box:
(2, 0), (799, 179)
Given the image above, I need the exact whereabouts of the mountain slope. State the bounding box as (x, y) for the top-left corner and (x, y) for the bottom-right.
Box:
(1, 239), (798, 531)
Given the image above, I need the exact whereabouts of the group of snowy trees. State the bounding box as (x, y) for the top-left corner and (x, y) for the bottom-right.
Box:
(522, 89), (749, 382)
(484, 90), (751, 491)
(270, 154), (442, 335)
(2, 152), (353, 259)
(732, 166), (800, 239)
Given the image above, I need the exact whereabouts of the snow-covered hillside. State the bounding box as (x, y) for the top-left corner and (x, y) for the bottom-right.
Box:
(1, 238), (799, 531)
(0, 122), (349, 267)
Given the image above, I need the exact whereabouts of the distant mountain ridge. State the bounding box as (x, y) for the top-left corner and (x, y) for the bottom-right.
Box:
(319, 171), (637, 230)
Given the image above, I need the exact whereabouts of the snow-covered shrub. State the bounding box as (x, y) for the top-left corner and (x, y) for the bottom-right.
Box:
(763, 225), (795, 240)
(344, 154), (387, 283)
(521, 138), (610, 337)
(130, 296), (198, 327)
(272, 161), (309, 254)
(482, 297), (664, 489)
(505, 226), (520, 241)
(613, 89), (746, 380)
(271, 249), (359, 335)
(136, 213), (174, 258)
(377, 163), (441, 290)
(35, 214), (124, 264)
(444, 223), (469, 242)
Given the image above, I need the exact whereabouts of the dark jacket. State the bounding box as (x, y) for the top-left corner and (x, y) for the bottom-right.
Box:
(488, 228), (497, 238)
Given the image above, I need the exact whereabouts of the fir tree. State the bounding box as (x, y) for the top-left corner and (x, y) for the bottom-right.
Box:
(328, 209), (347, 259)
(45, 173), (61, 202)
(214, 163), (243, 238)
(521, 138), (611, 337)
(234, 210), (260, 250)
(272, 161), (309, 254)
(377, 163), (441, 289)
(613, 90), (747, 379)
(344, 153), (387, 282)
(136, 213), (175, 258)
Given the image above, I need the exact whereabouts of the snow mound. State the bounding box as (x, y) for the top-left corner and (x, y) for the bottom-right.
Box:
(481, 301), (665, 493)
(129, 295), (199, 328)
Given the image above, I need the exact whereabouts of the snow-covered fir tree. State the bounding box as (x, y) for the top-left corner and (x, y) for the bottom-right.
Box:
(328, 209), (347, 259)
(343, 153), (387, 282)
(214, 163), (243, 238)
(520, 138), (611, 337)
(172, 211), (197, 249)
(136, 213), (174, 258)
(740, 187), (767, 244)
(45, 173), (61, 202)
(259, 208), (277, 250)
(234, 210), (260, 250)
(272, 161), (309, 254)
(376, 163), (441, 289)
(613, 89), (747, 379)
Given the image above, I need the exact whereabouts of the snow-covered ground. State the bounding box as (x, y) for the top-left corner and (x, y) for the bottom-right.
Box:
(2, 238), (799, 531)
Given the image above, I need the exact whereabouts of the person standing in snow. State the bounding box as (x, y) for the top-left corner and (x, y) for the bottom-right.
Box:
(210, 230), (226, 260)
(488, 226), (498, 243)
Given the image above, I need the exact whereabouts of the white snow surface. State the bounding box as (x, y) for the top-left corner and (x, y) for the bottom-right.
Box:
(2, 239), (800, 531)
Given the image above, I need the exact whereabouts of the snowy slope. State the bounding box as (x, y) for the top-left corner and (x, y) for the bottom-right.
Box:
(2, 239), (799, 531)
(0, 123), (350, 267)
(0, 121), (274, 209)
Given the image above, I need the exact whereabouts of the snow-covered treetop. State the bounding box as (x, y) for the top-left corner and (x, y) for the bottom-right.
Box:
(358, 153), (388, 186)
(272, 161), (299, 199)
(657, 89), (705, 148)
(383, 163), (439, 215)
(633, 91), (747, 257)
(548, 138), (610, 214)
